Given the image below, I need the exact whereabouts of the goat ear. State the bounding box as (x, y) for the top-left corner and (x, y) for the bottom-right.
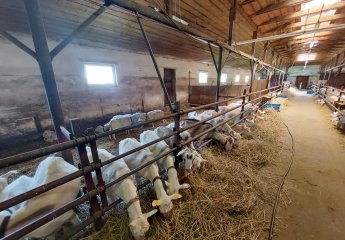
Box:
(144, 209), (158, 219)
(152, 200), (161, 207)
(165, 181), (170, 187)
(179, 183), (190, 189)
(169, 193), (182, 200)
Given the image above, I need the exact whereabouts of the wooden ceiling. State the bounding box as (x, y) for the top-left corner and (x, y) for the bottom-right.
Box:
(239, 0), (345, 66)
(0, 0), (279, 70)
(2, 0), (344, 69)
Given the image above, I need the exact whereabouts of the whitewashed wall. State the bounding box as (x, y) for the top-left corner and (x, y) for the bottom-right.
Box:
(287, 65), (321, 86)
(0, 34), (251, 137)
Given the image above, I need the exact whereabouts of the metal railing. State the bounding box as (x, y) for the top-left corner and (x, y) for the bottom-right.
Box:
(314, 85), (345, 116)
(0, 85), (283, 240)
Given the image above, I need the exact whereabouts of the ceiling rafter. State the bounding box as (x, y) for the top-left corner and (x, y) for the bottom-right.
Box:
(250, 0), (309, 17)
(257, 1), (345, 27)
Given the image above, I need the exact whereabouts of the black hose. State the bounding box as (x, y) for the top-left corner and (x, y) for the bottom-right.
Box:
(268, 120), (295, 240)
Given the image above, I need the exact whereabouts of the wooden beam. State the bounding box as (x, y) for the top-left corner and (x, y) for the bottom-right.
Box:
(251, 0), (309, 17)
(258, 1), (345, 27)
(264, 13), (345, 34)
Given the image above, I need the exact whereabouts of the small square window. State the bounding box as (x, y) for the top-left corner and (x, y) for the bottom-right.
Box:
(84, 63), (117, 85)
(221, 73), (227, 83)
(245, 76), (249, 83)
(199, 71), (208, 84)
(235, 74), (240, 83)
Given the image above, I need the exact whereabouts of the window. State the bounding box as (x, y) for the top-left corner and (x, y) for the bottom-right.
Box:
(245, 76), (249, 83)
(235, 74), (240, 83)
(84, 63), (117, 85)
(198, 71), (208, 84)
(221, 73), (227, 83)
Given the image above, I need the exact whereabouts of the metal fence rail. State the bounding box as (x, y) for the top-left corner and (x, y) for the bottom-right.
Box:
(314, 85), (345, 116)
(0, 85), (283, 240)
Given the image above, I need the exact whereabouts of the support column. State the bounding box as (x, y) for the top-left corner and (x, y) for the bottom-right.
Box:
(137, 15), (174, 112)
(248, 30), (257, 100)
(228, 0), (236, 46)
(215, 46), (223, 111)
(24, 0), (73, 163)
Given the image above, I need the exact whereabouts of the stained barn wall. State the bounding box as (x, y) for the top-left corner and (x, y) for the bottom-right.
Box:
(0, 34), (251, 140)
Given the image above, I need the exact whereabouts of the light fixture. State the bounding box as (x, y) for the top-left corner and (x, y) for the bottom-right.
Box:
(172, 15), (189, 25)
(297, 53), (317, 61)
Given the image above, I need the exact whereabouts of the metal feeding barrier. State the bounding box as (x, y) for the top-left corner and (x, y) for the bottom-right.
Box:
(0, 85), (283, 240)
(315, 85), (345, 116)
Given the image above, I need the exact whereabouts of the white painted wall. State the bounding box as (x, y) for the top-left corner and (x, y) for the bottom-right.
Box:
(0, 34), (251, 137)
(287, 65), (321, 86)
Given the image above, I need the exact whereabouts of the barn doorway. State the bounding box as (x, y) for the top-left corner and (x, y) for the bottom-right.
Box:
(163, 68), (176, 104)
(295, 76), (309, 89)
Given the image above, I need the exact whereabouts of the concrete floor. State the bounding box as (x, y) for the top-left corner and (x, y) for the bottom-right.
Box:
(277, 89), (345, 240)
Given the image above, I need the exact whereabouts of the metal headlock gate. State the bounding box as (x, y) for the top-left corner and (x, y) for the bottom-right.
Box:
(315, 85), (345, 117)
(0, 0), (287, 238)
(0, 85), (283, 240)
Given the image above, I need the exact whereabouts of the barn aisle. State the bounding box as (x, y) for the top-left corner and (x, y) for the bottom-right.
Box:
(277, 90), (345, 240)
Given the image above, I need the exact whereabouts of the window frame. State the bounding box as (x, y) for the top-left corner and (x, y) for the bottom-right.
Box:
(221, 73), (228, 83)
(84, 62), (118, 86)
(235, 74), (241, 83)
(198, 71), (208, 84)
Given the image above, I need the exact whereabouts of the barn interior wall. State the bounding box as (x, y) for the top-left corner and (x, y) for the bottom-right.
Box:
(287, 65), (321, 87)
(0, 34), (251, 139)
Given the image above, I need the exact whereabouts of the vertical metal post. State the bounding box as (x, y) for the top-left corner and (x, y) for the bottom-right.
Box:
(240, 89), (247, 120)
(136, 15), (174, 113)
(216, 46), (223, 111)
(24, 0), (73, 164)
(338, 92), (343, 102)
(173, 101), (181, 168)
(33, 115), (43, 133)
(77, 143), (104, 230)
(248, 30), (257, 100)
(228, 0), (236, 46)
(87, 128), (108, 209)
(188, 71), (191, 103)
(71, 120), (103, 230)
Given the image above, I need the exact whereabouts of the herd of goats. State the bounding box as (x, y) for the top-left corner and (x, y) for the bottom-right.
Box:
(0, 98), (271, 240)
(314, 87), (345, 130)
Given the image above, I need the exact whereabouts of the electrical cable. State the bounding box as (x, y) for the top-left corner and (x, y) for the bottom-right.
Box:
(268, 120), (295, 240)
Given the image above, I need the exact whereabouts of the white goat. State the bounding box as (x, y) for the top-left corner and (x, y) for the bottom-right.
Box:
(147, 110), (165, 127)
(119, 138), (181, 214)
(0, 170), (18, 193)
(0, 156), (81, 239)
(316, 99), (326, 106)
(131, 113), (147, 125)
(189, 110), (241, 148)
(140, 130), (190, 194)
(104, 114), (132, 138)
(86, 147), (157, 240)
(154, 125), (206, 171)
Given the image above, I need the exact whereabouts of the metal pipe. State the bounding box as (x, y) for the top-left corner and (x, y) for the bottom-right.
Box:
(228, 0), (236, 46)
(233, 23), (345, 46)
(0, 28), (37, 59)
(136, 15), (174, 112)
(215, 46), (223, 111)
(325, 62), (345, 72)
(50, 5), (107, 59)
(24, 0), (73, 164)
(208, 43), (218, 72)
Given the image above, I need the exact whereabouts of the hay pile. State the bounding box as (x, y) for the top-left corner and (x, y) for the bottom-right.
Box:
(86, 109), (287, 240)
